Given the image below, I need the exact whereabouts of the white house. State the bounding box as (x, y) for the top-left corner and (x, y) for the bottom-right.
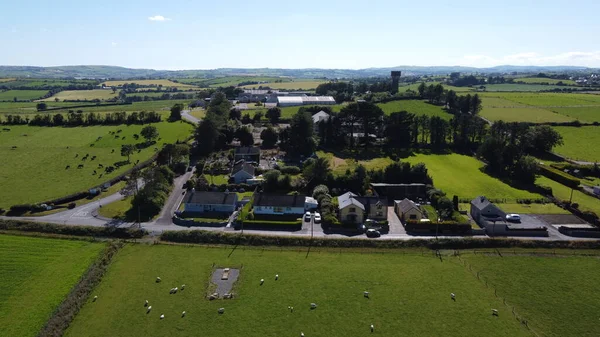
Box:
(252, 193), (307, 216)
(183, 191), (238, 214)
(312, 110), (330, 131)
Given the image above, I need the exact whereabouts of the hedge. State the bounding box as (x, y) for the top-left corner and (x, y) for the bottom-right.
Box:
(280, 166), (301, 175)
(404, 221), (471, 234)
(159, 229), (600, 250)
(539, 165), (581, 189)
(0, 219), (146, 238)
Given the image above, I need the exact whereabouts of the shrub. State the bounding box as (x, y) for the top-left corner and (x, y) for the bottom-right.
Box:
(68, 202), (76, 209)
(0, 219), (146, 238)
(280, 166), (301, 175)
(538, 165), (581, 189)
(572, 203), (579, 209)
(10, 204), (32, 213)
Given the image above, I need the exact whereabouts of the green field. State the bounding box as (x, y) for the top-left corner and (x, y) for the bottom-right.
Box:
(66, 244), (530, 337)
(41, 89), (118, 102)
(549, 107), (600, 123)
(98, 196), (133, 219)
(552, 126), (600, 162)
(377, 100), (453, 120)
(463, 253), (600, 337)
(241, 80), (325, 90)
(0, 235), (104, 337)
(481, 107), (574, 123)
(537, 176), (600, 213)
(398, 82), (472, 93)
(486, 92), (600, 107)
(1, 79), (98, 89)
(516, 77), (577, 85)
(496, 203), (569, 214)
(0, 122), (194, 209)
(102, 79), (195, 89)
(403, 153), (540, 200)
(480, 84), (573, 92)
(0, 90), (49, 101)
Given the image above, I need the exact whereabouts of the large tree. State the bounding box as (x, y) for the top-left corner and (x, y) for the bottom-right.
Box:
(260, 126), (278, 148)
(283, 110), (314, 156)
(140, 125), (159, 143)
(195, 118), (220, 156)
(235, 126), (254, 147)
(266, 107), (281, 124)
(169, 103), (183, 121)
(120, 144), (135, 163)
(339, 102), (384, 147)
(385, 111), (414, 148)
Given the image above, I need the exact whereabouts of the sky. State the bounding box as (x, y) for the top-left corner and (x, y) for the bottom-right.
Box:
(2, 0), (600, 70)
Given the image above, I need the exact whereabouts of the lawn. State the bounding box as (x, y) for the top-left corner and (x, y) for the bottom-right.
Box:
(204, 174), (230, 185)
(536, 176), (600, 214)
(496, 203), (569, 214)
(552, 126), (600, 162)
(98, 196), (133, 219)
(377, 100), (452, 120)
(463, 253), (600, 337)
(480, 107), (574, 123)
(65, 244), (529, 337)
(317, 151), (394, 175)
(102, 79), (196, 89)
(0, 122), (194, 209)
(40, 89), (118, 102)
(0, 90), (48, 101)
(241, 80), (325, 90)
(0, 235), (104, 337)
(188, 108), (206, 120)
(402, 153), (540, 200)
(549, 107), (600, 123)
(516, 77), (577, 85)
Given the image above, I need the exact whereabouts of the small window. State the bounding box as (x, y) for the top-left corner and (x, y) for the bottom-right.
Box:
(409, 214), (417, 220)
(377, 204), (383, 209)
(349, 207), (356, 213)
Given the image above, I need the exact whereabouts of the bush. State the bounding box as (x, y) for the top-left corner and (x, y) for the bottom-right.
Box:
(280, 166), (301, 175)
(68, 202), (76, 209)
(572, 203), (579, 209)
(538, 165), (581, 189)
(10, 204), (32, 214)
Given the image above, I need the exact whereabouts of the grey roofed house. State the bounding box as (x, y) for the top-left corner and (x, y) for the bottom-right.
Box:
(187, 191), (237, 205)
(395, 198), (422, 215)
(338, 192), (365, 210)
(312, 110), (330, 125)
(234, 147), (260, 162)
(232, 161), (255, 176)
(470, 196), (505, 224)
(253, 193), (306, 208)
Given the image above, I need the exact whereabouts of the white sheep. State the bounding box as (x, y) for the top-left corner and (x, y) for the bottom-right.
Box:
(147, 306), (152, 313)
(364, 291), (370, 298)
(144, 300), (148, 307)
(291, 306), (294, 312)
(260, 279), (265, 285)
(181, 284), (185, 290)
(370, 324), (374, 332)
(275, 274), (279, 280)
(492, 309), (498, 316)
(160, 314), (165, 320)
(450, 293), (456, 301)
(174, 287), (178, 293)
(218, 308), (225, 314)
(301, 333), (304, 337)
(310, 303), (317, 309)
(182, 311), (186, 317)
(93, 296), (98, 302)
(156, 277), (161, 283)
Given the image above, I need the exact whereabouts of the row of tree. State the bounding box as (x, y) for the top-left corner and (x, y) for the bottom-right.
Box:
(2, 111), (162, 127)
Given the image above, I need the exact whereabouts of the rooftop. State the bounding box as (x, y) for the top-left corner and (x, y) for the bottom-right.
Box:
(253, 193), (306, 208)
(187, 191), (237, 205)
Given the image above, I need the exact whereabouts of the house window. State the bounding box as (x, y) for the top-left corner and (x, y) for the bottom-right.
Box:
(274, 207), (284, 213)
(409, 214), (417, 220)
(349, 207), (356, 213)
(377, 204), (383, 209)
(286, 207), (291, 211)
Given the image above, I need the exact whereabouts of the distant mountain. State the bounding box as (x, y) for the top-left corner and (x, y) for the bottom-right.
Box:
(0, 64), (594, 79)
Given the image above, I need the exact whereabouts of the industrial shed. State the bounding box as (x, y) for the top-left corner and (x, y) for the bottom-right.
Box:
(277, 95), (336, 107)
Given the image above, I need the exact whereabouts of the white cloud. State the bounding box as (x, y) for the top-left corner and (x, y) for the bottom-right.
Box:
(111, 42), (118, 47)
(461, 51), (600, 67)
(148, 15), (170, 22)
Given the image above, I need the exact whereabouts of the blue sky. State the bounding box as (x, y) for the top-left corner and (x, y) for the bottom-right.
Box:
(2, 0), (599, 69)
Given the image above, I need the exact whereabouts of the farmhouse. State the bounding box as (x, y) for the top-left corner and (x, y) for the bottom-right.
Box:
(234, 147), (260, 163)
(231, 161), (256, 184)
(337, 192), (387, 224)
(277, 96), (336, 107)
(183, 191), (238, 214)
(312, 111), (330, 131)
(252, 193), (307, 216)
(470, 196), (505, 225)
(394, 198), (424, 222)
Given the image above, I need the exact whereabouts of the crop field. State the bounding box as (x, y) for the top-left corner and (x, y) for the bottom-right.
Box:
(0, 122), (194, 209)
(377, 100), (453, 120)
(516, 77), (577, 85)
(40, 89), (118, 102)
(0, 90), (48, 101)
(462, 253), (600, 337)
(66, 244), (531, 337)
(552, 126), (600, 162)
(548, 107), (600, 123)
(101, 79), (195, 89)
(0, 235), (104, 337)
(241, 80), (325, 90)
(536, 177), (600, 214)
(403, 153), (540, 200)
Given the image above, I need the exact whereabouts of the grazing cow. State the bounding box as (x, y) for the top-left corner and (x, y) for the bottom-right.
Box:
(11, 146), (17, 149)
(111, 149), (115, 153)
(65, 165), (70, 169)
(78, 164), (84, 169)
(98, 164), (103, 168)
(93, 170), (97, 175)
(75, 154), (78, 158)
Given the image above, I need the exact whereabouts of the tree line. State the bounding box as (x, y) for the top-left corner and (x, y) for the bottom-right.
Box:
(2, 111), (162, 126)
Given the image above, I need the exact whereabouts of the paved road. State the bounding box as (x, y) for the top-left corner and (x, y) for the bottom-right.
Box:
(155, 168), (196, 225)
(181, 110), (201, 124)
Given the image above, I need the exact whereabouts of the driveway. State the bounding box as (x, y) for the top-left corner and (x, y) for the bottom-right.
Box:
(512, 214), (572, 240)
(387, 206), (406, 235)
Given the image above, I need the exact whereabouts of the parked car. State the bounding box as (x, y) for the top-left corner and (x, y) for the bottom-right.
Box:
(366, 229), (381, 238)
(304, 212), (312, 222)
(506, 214), (521, 223)
(313, 212), (321, 224)
(356, 223), (367, 233)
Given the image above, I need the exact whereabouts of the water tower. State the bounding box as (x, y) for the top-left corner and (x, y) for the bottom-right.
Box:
(391, 71), (401, 93)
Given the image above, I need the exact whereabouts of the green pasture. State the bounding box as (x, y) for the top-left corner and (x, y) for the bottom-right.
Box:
(480, 107), (573, 123)
(241, 80), (325, 90)
(480, 84), (572, 92)
(552, 126), (600, 162)
(1, 79), (98, 89)
(102, 79), (195, 89)
(206, 76), (292, 88)
(496, 203), (569, 215)
(0, 101), (84, 114)
(398, 82), (472, 93)
(377, 100), (453, 120)
(549, 107), (600, 123)
(41, 89), (118, 102)
(463, 253), (600, 337)
(0, 235), (104, 337)
(403, 153), (541, 200)
(536, 176), (600, 214)
(516, 77), (577, 85)
(491, 92), (600, 107)
(0, 90), (49, 101)
(66, 244), (530, 337)
(0, 122), (194, 209)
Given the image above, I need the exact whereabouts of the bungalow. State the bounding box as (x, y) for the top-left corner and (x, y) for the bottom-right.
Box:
(183, 191), (238, 214)
(252, 193), (307, 216)
(470, 196), (505, 226)
(231, 161), (255, 184)
(234, 147), (260, 163)
(338, 192), (387, 224)
(394, 198), (424, 222)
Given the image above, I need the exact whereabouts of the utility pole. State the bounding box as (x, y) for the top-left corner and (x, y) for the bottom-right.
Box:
(569, 188), (574, 204)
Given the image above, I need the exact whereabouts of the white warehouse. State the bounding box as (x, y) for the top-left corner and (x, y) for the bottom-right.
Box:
(277, 95), (336, 107)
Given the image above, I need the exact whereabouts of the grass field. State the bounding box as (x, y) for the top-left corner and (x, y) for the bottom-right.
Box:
(403, 153), (540, 200)
(0, 90), (49, 101)
(552, 126), (600, 162)
(398, 82), (472, 93)
(0, 235), (104, 337)
(241, 80), (325, 90)
(98, 196), (133, 219)
(463, 253), (600, 337)
(549, 107), (600, 123)
(41, 89), (117, 102)
(496, 203), (569, 214)
(516, 77), (577, 85)
(0, 122), (194, 209)
(536, 176), (600, 213)
(480, 84), (573, 92)
(188, 108), (206, 119)
(377, 100), (452, 120)
(488, 92), (600, 107)
(205, 76), (292, 88)
(481, 107), (574, 123)
(101, 79), (195, 89)
(65, 244), (530, 337)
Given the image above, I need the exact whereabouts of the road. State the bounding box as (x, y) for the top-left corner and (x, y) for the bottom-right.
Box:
(181, 110), (201, 124)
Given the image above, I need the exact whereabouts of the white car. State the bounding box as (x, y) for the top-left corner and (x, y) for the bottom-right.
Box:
(304, 212), (312, 222)
(313, 212), (322, 224)
(506, 214), (521, 223)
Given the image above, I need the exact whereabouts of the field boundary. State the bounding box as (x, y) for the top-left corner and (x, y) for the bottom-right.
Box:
(38, 241), (123, 337)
